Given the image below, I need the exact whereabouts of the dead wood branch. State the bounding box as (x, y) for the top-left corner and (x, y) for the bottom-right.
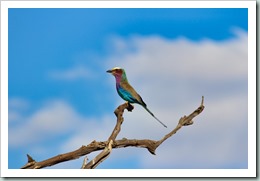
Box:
(21, 96), (205, 169)
(82, 102), (133, 169)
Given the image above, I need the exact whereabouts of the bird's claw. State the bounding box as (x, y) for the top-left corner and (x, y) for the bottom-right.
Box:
(126, 102), (134, 112)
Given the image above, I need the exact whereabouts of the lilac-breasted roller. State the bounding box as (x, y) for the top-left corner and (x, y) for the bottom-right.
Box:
(107, 67), (167, 128)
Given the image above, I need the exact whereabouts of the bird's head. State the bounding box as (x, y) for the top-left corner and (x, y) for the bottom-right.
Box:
(106, 67), (124, 77)
(107, 67), (127, 82)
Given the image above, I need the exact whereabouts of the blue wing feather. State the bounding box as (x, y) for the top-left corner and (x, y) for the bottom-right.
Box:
(117, 87), (138, 103)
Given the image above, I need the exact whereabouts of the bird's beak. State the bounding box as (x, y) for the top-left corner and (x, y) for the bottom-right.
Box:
(106, 69), (113, 73)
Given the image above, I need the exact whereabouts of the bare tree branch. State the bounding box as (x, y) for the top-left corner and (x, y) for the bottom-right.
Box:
(82, 102), (133, 169)
(21, 96), (205, 169)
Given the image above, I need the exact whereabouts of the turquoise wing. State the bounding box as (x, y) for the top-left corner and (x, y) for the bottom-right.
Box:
(117, 87), (139, 104)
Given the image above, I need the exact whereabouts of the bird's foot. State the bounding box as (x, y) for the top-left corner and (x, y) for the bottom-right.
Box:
(114, 102), (134, 117)
(126, 102), (134, 112)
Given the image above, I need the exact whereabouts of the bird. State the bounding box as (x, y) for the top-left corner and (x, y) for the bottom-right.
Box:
(106, 67), (167, 128)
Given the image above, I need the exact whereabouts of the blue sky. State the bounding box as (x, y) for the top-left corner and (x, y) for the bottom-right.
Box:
(8, 8), (248, 170)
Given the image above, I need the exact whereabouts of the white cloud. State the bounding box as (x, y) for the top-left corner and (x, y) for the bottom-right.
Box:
(48, 65), (95, 81)
(9, 100), (85, 147)
(107, 28), (247, 82)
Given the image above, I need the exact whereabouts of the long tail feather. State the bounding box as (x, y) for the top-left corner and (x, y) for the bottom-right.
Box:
(143, 106), (167, 128)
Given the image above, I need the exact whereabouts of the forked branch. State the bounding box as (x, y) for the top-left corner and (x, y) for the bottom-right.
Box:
(21, 96), (205, 169)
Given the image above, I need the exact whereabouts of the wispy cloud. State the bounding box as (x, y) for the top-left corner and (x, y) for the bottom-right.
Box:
(9, 100), (84, 147)
(8, 98), (30, 123)
(8, 98), (115, 156)
(48, 65), (95, 81)
(9, 97), (30, 110)
(107, 28), (247, 82)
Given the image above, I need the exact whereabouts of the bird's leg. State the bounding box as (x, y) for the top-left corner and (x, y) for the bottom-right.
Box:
(126, 102), (134, 112)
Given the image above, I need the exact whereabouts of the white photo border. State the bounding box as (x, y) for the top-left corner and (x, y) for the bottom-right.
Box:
(1, 0), (256, 177)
